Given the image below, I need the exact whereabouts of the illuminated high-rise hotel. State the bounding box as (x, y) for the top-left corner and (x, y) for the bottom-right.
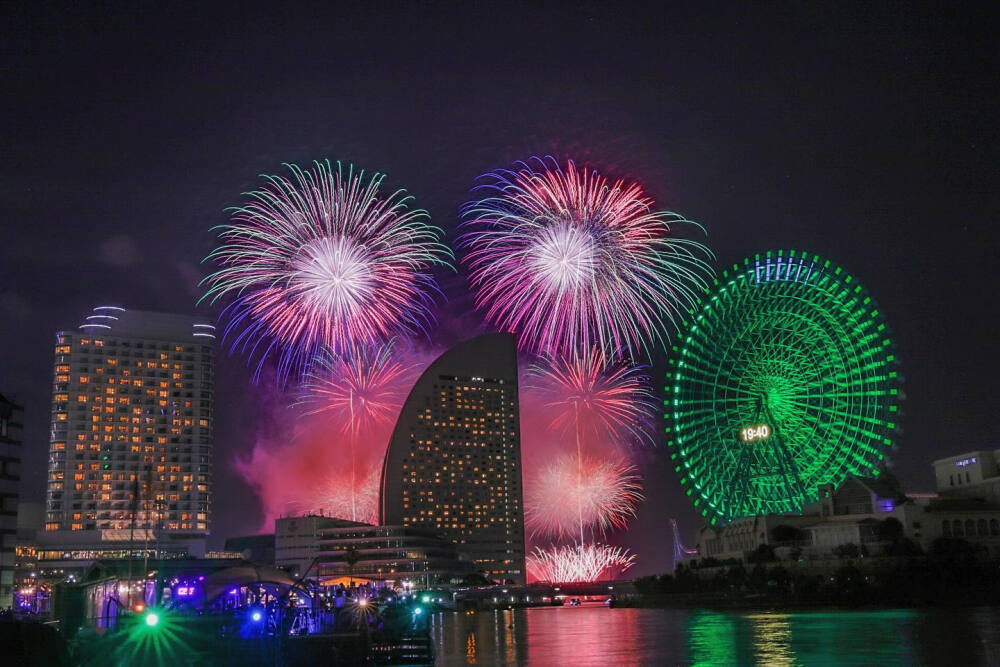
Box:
(43, 308), (215, 545)
(380, 333), (526, 585)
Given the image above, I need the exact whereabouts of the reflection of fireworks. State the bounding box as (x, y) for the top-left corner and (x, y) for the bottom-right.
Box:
(529, 350), (656, 447)
(527, 543), (636, 583)
(526, 453), (643, 538)
(201, 160), (451, 379)
(460, 156), (713, 357)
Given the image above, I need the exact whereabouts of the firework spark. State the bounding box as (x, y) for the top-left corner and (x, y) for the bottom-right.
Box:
(459, 156), (714, 357)
(528, 350), (657, 448)
(527, 543), (636, 583)
(201, 160), (451, 380)
(526, 453), (643, 539)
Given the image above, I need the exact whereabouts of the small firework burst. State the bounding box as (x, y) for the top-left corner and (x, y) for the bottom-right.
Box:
(527, 543), (636, 583)
(313, 465), (381, 525)
(525, 453), (643, 539)
(528, 349), (657, 448)
(300, 343), (416, 435)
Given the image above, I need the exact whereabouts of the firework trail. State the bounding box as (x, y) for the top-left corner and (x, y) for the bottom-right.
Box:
(525, 453), (643, 539)
(524, 350), (654, 544)
(459, 156), (714, 358)
(201, 160), (451, 380)
(527, 543), (635, 583)
(299, 343), (417, 522)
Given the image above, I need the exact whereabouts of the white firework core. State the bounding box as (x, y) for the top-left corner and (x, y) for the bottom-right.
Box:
(527, 222), (596, 293)
(291, 236), (375, 317)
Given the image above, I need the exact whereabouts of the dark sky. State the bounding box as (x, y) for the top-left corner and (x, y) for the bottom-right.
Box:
(3, 1), (998, 575)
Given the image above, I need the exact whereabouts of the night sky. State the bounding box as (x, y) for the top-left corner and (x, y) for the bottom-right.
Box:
(3, 2), (998, 575)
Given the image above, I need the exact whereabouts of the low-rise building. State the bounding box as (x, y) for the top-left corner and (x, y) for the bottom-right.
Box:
(275, 515), (474, 587)
(693, 452), (1000, 566)
(933, 450), (1000, 505)
(36, 527), (205, 581)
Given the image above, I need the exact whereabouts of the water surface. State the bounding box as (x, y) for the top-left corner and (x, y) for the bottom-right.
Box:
(430, 604), (1000, 665)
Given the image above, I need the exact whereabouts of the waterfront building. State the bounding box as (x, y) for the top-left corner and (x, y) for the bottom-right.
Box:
(695, 454), (1000, 565)
(0, 394), (25, 608)
(275, 515), (473, 587)
(933, 450), (1000, 505)
(380, 333), (526, 585)
(40, 307), (215, 574)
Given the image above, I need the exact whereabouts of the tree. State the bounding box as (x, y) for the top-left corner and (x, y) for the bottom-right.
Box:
(748, 543), (776, 563)
(877, 517), (904, 543)
(833, 543), (861, 559)
(885, 537), (922, 558)
(342, 546), (360, 585)
(832, 564), (864, 596)
(634, 575), (658, 595)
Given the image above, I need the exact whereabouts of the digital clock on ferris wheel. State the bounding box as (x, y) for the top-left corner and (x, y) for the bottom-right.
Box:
(739, 424), (772, 443)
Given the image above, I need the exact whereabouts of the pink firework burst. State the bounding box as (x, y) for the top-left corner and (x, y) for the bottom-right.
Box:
(528, 349), (657, 448)
(201, 160), (452, 380)
(525, 453), (643, 539)
(299, 343), (417, 522)
(300, 344), (416, 435)
(527, 543), (636, 583)
(459, 156), (714, 357)
(312, 465), (381, 525)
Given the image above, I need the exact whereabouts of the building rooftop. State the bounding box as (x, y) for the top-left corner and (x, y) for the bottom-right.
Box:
(61, 306), (216, 341)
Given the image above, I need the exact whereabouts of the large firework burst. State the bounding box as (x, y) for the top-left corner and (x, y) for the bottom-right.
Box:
(201, 160), (452, 379)
(527, 543), (635, 583)
(528, 350), (657, 448)
(459, 156), (714, 357)
(525, 453), (643, 539)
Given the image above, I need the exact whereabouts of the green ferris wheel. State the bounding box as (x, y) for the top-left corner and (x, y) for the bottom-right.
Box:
(666, 250), (902, 525)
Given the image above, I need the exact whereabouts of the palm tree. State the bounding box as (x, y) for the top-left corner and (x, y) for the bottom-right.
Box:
(343, 546), (361, 586)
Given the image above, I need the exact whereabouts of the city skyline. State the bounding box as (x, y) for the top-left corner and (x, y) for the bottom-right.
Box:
(3, 2), (998, 578)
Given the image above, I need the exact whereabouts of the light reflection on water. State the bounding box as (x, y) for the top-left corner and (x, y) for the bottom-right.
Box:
(430, 605), (1000, 666)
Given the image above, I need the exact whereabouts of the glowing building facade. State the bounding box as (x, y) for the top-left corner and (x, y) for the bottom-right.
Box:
(43, 308), (215, 544)
(380, 333), (526, 584)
